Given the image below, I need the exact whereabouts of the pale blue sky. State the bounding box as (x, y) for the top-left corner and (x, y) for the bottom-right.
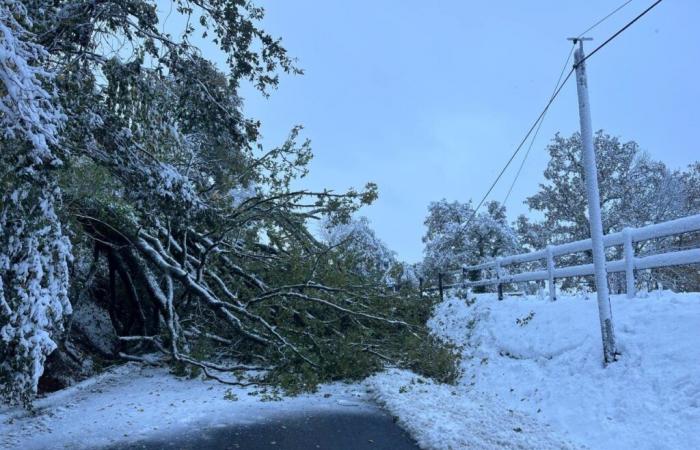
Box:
(160, 1), (699, 262)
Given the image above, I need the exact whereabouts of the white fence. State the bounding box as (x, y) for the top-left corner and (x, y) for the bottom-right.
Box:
(462, 214), (700, 300)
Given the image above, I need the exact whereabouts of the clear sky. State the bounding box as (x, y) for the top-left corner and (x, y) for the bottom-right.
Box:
(160, 0), (699, 262)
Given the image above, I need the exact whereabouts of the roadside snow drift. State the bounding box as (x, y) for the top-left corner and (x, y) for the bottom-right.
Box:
(368, 290), (700, 450)
(366, 369), (583, 449)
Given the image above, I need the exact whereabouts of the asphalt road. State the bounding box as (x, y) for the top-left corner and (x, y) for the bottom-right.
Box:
(105, 410), (420, 450)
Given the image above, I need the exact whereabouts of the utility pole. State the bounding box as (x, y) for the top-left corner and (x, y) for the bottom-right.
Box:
(568, 37), (618, 364)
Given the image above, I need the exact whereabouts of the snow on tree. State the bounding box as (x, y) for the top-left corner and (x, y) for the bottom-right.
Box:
(422, 200), (519, 281)
(319, 216), (421, 289)
(393, 262), (421, 290)
(514, 215), (549, 253)
(321, 216), (397, 285)
(681, 162), (700, 215)
(644, 162), (700, 292)
(525, 131), (685, 244)
(0, 0), (71, 406)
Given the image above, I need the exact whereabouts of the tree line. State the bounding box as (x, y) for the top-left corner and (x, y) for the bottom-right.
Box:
(421, 131), (700, 293)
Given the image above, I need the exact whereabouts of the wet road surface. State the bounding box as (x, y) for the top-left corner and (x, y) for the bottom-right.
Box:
(106, 409), (420, 450)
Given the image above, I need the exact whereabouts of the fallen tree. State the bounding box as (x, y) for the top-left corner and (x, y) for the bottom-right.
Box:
(1, 0), (458, 406)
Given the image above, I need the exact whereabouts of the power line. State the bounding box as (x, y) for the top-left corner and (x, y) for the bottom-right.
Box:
(503, 44), (575, 206)
(503, 0), (646, 207)
(462, 0), (664, 233)
(463, 68), (574, 231)
(501, 107), (546, 206)
(577, 0), (664, 67)
(576, 0), (635, 38)
(503, 0), (637, 206)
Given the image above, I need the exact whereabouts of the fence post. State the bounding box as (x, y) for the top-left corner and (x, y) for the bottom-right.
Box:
(546, 245), (556, 301)
(470, 268), (485, 294)
(462, 267), (471, 301)
(438, 272), (444, 301)
(623, 228), (635, 299)
(496, 261), (503, 300)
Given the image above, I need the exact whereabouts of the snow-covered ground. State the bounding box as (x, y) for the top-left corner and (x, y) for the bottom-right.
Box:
(5, 290), (698, 450)
(368, 290), (700, 450)
(0, 363), (373, 450)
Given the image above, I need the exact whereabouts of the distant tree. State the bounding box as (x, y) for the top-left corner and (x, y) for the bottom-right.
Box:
(648, 162), (700, 292)
(321, 216), (397, 285)
(681, 162), (700, 215)
(422, 200), (518, 281)
(525, 131), (684, 245)
(514, 215), (548, 252)
(390, 262), (422, 290)
(321, 217), (422, 290)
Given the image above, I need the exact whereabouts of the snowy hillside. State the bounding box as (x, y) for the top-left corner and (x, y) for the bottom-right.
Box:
(368, 291), (700, 450)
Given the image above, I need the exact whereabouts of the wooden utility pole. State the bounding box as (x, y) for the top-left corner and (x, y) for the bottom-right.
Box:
(569, 37), (618, 364)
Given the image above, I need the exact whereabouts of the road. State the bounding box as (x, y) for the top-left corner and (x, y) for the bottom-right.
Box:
(105, 409), (420, 450)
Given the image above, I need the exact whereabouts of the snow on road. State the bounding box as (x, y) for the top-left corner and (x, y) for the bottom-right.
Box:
(0, 363), (373, 450)
(369, 290), (700, 450)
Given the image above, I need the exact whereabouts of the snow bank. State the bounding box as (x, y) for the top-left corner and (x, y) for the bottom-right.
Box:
(366, 369), (582, 449)
(371, 290), (700, 449)
(0, 363), (373, 450)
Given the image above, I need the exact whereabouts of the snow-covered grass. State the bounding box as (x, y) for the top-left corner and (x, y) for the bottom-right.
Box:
(368, 290), (700, 450)
(0, 363), (373, 450)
